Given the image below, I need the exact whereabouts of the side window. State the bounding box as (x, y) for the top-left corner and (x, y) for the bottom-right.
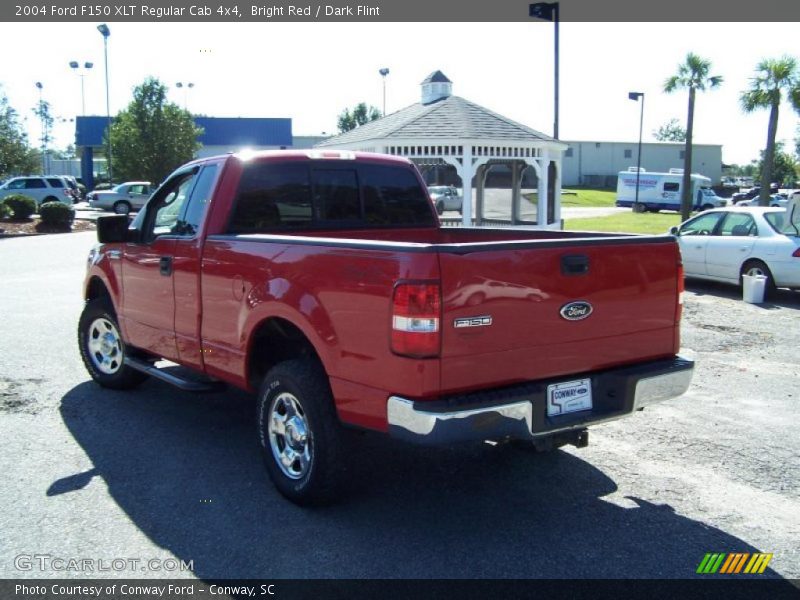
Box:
(144, 173), (197, 240)
(46, 178), (64, 188)
(229, 163), (311, 233)
(7, 179), (25, 190)
(313, 169), (359, 222)
(25, 179), (46, 189)
(679, 212), (724, 236)
(128, 185), (142, 195)
(176, 164), (219, 237)
(718, 213), (757, 237)
(664, 182), (680, 193)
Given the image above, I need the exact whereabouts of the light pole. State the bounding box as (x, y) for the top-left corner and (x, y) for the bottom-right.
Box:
(69, 61), (94, 116)
(35, 82), (46, 174)
(97, 23), (112, 184)
(628, 91), (645, 212)
(529, 2), (559, 139)
(176, 82), (195, 111)
(379, 68), (389, 116)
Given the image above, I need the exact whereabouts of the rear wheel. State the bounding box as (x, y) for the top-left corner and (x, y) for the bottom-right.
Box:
(701, 204), (714, 211)
(741, 260), (777, 300)
(257, 359), (345, 505)
(436, 201), (444, 215)
(113, 201), (131, 215)
(78, 298), (147, 389)
(43, 196), (58, 205)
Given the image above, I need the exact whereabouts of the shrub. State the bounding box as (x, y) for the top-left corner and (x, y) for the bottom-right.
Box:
(39, 200), (75, 228)
(0, 200), (10, 219)
(2, 194), (37, 220)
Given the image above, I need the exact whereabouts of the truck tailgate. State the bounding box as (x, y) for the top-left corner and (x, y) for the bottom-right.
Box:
(438, 238), (679, 394)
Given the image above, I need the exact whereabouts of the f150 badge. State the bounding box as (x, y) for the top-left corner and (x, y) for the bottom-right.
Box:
(454, 315), (492, 328)
(560, 301), (593, 321)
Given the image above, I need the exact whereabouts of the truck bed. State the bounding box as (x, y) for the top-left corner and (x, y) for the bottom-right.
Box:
(201, 227), (681, 428)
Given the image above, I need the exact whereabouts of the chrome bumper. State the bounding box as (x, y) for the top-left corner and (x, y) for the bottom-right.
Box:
(387, 355), (694, 445)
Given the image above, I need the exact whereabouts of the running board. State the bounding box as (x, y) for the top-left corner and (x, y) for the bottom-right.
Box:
(124, 357), (227, 393)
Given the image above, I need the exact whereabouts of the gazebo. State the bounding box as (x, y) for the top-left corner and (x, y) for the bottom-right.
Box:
(316, 71), (568, 228)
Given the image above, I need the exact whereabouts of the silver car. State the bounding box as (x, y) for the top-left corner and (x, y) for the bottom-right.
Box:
(87, 181), (152, 214)
(428, 185), (463, 215)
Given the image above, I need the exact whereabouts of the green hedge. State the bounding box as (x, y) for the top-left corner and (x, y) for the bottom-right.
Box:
(2, 194), (37, 220)
(39, 200), (75, 228)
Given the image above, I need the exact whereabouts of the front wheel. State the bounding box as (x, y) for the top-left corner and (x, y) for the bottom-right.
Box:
(741, 260), (777, 300)
(257, 359), (345, 505)
(701, 204), (714, 211)
(78, 299), (147, 389)
(113, 201), (131, 215)
(436, 201), (444, 215)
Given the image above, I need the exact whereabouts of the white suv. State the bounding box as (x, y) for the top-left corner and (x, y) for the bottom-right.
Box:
(0, 176), (73, 207)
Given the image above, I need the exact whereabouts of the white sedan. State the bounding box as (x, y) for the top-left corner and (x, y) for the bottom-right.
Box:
(671, 206), (800, 296)
(87, 181), (152, 215)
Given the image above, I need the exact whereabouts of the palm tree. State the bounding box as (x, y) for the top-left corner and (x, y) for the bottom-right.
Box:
(664, 53), (723, 221)
(740, 56), (800, 206)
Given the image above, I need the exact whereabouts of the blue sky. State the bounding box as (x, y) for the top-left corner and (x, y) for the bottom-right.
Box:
(0, 21), (797, 166)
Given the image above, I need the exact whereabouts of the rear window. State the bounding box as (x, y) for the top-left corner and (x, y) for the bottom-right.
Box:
(228, 161), (434, 233)
(46, 178), (64, 188)
(765, 211), (800, 236)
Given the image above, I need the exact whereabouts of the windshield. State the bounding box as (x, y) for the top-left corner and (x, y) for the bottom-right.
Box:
(112, 184), (127, 193)
(765, 211), (800, 236)
(700, 188), (715, 196)
(428, 186), (448, 193)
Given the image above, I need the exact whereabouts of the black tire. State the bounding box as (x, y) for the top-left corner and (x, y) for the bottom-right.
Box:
(114, 201), (131, 215)
(78, 298), (147, 389)
(436, 201), (444, 215)
(632, 203), (646, 213)
(701, 204), (714, 211)
(43, 196), (58, 205)
(740, 260), (777, 300)
(257, 359), (344, 506)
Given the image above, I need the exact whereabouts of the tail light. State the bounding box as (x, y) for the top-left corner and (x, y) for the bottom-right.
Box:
(391, 282), (441, 358)
(792, 248), (800, 258)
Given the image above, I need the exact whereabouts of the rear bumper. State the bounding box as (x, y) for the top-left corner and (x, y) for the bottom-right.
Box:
(387, 355), (694, 445)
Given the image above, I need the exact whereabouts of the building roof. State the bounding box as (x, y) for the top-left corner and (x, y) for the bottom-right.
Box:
(421, 70), (452, 84)
(317, 95), (555, 147)
(75, 115), (292, 147)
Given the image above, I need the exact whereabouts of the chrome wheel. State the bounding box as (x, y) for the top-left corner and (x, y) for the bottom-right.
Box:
(87, 317), (123, 375)
(268, 392), (312, 480)
(114, 202), (131, 215)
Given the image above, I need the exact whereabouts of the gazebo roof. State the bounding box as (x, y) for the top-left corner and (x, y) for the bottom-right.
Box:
(317, 95), (556, 147)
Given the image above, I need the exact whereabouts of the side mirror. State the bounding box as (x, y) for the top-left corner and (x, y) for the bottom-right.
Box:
(669, 226), (679, 236)
(96, 215), (129, 243)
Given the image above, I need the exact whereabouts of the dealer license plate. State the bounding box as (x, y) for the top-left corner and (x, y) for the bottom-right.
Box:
(546, 378), (592, 416)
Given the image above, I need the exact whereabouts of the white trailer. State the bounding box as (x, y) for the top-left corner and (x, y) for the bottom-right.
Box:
(615, 168), (726, 212)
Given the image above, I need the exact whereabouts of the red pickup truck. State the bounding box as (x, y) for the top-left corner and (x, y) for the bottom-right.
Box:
(79, 150), (694, 504)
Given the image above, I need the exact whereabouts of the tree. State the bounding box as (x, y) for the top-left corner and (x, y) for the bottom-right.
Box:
(652, 118), (687, 142)
(740, 56), (800, 205)
(0, 88), (39, 177)
(756, 142), (798, 187)
(337, 103), (381, 133)
(664, 53), (723, 221)
(108, 77), (202, 184)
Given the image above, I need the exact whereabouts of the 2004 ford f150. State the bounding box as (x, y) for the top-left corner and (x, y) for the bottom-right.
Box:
(79, 150), (694, 504)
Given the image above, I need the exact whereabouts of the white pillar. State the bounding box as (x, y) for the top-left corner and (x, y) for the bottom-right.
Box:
(538, 151), (549, 227)
(554, 158), (562, 226)
(461, 145), (473, 227)
(511, 163), (521, 224)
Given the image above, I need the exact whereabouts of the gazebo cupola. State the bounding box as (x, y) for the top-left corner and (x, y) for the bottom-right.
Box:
(421, 70), (453, 105)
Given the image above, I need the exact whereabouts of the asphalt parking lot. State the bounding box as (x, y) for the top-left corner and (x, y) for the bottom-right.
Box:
(0, 231), (798, 582)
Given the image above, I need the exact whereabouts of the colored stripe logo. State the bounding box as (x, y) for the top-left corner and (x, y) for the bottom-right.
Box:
(697, 553), (773, 574)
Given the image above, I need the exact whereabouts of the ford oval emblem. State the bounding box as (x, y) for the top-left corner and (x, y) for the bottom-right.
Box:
(560, 301), (593, 321)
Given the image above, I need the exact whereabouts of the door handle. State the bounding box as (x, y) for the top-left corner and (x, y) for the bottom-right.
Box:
(159, 256), (173, 276)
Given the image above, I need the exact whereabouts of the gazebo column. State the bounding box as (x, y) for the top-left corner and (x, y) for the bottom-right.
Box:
(511, 162), (523, 225)
(476, 164), (489, 226)
(537, 150), (550, 226)
(461, 146), (474, 226)
(553, 158), (562, 226)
